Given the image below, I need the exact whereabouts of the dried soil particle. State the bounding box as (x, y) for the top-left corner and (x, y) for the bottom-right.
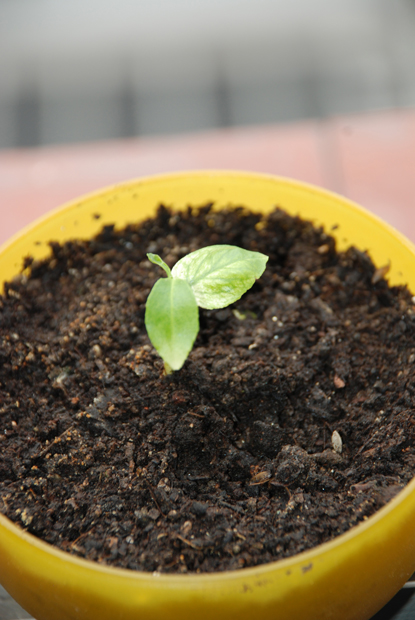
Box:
(1, 204), (415, 573)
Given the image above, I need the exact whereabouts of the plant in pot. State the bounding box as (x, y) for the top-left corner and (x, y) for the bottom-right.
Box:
(1, 171), (415, 620)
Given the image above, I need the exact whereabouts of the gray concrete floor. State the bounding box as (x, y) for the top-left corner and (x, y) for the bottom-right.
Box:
(1, 0), (415, 148)
(0, 585), (33, 620)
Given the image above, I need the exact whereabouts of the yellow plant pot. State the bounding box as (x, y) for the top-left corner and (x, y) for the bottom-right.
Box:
(1, 171), (415, 620)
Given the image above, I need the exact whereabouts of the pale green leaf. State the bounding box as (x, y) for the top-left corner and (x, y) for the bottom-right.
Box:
(171, 245), (268, 309)
(147, 253), (172, 278)
(145, 277), (199, 370)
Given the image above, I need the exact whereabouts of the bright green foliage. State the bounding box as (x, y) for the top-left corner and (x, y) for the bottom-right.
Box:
(171, 245), (268, 309)
(145, 245), (268, 371)
(145, 277), (198, 372)
(146, 253), (171, 277)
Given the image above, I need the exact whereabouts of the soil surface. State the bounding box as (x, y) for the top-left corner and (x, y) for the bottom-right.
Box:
(1, 204), (415, 574)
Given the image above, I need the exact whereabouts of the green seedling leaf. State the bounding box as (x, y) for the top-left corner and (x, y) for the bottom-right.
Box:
(145, 277), (199, 371)
(147, 253), (172, 277)
(232, 308), (257, 321)
(171, 245), (268, 309)
(145, 245), (268, 371)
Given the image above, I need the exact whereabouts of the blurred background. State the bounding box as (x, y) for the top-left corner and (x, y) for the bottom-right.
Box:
(2, 0), (415, 149)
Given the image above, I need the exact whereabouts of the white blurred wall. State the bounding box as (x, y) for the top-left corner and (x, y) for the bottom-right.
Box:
(1, 0), (415, 147)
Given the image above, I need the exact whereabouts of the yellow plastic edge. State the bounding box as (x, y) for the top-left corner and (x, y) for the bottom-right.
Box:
(0, 171), (415, 620)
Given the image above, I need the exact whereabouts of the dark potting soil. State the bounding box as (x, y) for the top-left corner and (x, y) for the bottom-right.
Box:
(1, 203), (415, 574)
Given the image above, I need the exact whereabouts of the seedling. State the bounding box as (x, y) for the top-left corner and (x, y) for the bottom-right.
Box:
(145, 245), (268, 371)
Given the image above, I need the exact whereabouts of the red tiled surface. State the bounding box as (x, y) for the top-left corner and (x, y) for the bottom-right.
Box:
(326, 110), (415, 241)
(1, 109), (415, 246)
